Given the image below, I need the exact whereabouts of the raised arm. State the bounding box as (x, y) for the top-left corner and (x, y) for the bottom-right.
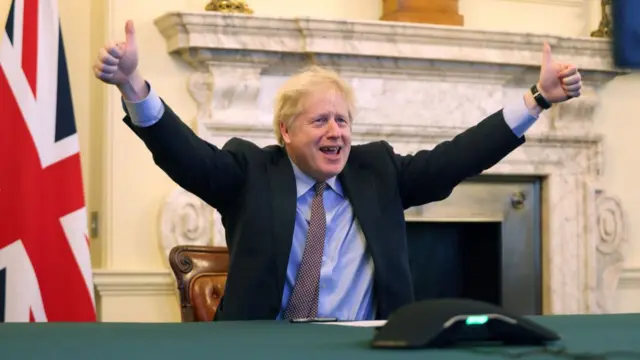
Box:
(92, 20), (245, 210)
(393, 106), (525, 209)
(394, 42), (582, 209)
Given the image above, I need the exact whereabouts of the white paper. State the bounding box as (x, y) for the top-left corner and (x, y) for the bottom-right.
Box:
(318, 320), (387, 327)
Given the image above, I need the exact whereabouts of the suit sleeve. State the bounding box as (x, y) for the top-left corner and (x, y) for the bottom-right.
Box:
(122, 99), (246, 210)
(391, 109), (525, 209)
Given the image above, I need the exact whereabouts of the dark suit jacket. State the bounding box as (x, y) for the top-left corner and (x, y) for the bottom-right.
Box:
(124, 101), (524, 321)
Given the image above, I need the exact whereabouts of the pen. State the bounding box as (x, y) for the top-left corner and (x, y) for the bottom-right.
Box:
(289, 317), (338, 323)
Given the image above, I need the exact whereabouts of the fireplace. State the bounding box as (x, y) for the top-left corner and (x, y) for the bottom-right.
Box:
(404, 175), (542, 316)
(407, 221), (503, 307)
(152, 11), (628, 315)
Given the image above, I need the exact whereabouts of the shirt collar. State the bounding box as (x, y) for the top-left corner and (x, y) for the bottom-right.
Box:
(289, 158), (343, 198)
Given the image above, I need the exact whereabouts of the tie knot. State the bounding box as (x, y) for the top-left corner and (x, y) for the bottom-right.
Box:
(314, 181), (327, 195)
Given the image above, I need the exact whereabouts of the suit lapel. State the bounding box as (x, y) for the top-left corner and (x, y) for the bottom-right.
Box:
(267, 151), (383, 304)
(338, 162), (382, 258)
(267, 151), (298, 297)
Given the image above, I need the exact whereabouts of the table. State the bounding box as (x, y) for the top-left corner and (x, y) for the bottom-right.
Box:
(2, 313), (640, 359)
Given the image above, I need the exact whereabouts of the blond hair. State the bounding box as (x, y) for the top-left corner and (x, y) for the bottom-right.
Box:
(272, 65), (356, 145)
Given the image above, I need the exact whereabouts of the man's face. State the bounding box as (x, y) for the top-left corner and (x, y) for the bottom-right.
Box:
(281, 88), (352, 181)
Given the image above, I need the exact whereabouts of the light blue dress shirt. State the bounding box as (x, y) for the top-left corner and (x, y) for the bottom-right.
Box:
(277, 160), (376, 320)
(122, 83), (538, 320)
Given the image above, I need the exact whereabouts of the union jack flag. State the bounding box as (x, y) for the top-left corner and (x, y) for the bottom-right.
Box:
(0, 0), (96, 322)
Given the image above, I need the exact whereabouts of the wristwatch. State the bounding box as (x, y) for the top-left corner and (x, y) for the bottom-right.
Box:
(530, 84), (551, 109)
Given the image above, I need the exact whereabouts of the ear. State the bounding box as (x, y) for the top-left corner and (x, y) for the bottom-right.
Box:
(280, 121), (292, 144)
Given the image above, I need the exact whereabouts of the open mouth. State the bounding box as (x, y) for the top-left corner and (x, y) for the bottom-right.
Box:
(320, 146), (342, 155)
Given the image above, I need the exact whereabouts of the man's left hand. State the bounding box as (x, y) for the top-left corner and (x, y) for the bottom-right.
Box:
(537, 42), (582, 103)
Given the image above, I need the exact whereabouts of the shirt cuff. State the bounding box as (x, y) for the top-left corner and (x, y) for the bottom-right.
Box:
(502, 97), (538, 138)
(120, 82), (164, 127)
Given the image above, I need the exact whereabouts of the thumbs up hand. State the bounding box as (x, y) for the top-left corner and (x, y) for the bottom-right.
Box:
(93, 20), (139, 87)
(536, 42), (582, 103)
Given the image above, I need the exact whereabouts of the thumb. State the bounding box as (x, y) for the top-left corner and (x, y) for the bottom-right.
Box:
(542, 41), (553, 69)
(125, 20), (136, 47)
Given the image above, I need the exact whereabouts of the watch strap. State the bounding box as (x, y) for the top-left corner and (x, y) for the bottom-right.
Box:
(530, 84), (551, 109)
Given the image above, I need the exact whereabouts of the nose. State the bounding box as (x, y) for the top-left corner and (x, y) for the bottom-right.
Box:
(326, 117), (341, 138)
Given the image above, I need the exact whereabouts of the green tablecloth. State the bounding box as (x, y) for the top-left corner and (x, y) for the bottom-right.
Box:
(2, 314), (640, 359)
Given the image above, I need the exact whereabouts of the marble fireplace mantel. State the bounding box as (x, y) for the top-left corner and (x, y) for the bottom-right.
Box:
(153, 11), (628, 315)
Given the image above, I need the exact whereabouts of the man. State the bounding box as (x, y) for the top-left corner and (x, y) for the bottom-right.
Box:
(93, 20), (582, 321)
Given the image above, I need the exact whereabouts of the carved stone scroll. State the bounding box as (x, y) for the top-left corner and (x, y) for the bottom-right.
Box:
(594, 189), (627, 313)
(159, 187), (214, 261)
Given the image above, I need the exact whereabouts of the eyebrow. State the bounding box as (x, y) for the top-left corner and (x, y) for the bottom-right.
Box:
(312, 112), (348, 119)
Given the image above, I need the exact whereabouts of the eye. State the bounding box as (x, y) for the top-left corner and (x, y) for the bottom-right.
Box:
(336, 116), (349, 126)
(313, 117), (327, 125)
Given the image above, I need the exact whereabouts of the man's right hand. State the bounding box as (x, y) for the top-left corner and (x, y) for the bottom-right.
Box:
(93, 20), (148, 101)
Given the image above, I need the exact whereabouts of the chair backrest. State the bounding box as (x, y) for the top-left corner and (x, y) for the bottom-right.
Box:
(168, 245), (229, 322)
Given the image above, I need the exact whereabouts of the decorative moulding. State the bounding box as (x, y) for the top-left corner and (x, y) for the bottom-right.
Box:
(503, 0), (584, 6)
(619, 268), (640, 289)
(93, 269), (175, 297)
(153, 11), (617, 75)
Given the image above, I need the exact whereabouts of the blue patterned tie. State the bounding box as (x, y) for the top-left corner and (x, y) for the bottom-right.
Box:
(283, 181), (327, 319)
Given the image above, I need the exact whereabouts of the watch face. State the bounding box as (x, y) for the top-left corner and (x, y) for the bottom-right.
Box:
(531, 86), (551, 109)
(535, 94), (550, 109)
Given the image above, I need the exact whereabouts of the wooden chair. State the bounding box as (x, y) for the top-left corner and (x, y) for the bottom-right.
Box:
(168, 245), (229, 322)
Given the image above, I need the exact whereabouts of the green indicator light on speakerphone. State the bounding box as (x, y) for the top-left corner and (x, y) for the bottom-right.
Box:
(465, 315), (489, 325)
